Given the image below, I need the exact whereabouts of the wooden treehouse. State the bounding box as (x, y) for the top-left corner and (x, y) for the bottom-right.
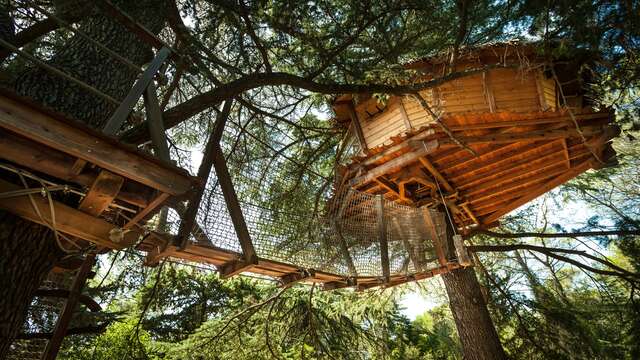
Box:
(333, 43), (619, 231)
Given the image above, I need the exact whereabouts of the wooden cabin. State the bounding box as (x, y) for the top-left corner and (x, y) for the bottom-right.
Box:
(333, 43), (619, 231)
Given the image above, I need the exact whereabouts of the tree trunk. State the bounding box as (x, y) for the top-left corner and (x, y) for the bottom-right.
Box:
(440, 214), (507, 360)
(0, 211), (63, 358)
(442, 267), (507, 360)
(0, 1), (167, 356)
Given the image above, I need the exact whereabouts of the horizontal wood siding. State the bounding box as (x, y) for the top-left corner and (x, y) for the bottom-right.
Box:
(360, 104), (406, 149)
(490, 68), (540, 112)
(541, 75), (557, 111)
(352, 68), (557, 150)
(402, 90), (435, 129)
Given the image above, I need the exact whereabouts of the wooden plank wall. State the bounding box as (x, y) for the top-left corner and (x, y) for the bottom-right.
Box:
(353, 68), (555, 151)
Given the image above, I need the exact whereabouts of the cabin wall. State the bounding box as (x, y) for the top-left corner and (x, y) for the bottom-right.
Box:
(350, 68), (557, 150)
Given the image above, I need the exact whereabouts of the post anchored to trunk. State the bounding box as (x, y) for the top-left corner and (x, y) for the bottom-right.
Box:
(377, 194), (390, 284)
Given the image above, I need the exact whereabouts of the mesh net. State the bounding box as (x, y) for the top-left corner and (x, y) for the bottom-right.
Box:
(163, 133), (451, 278)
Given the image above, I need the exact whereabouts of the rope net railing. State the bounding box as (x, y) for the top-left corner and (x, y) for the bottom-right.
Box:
(162, 132), (450, 278)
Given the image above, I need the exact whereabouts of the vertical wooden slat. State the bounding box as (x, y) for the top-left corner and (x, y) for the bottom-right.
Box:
(347, 102), (368, 153)
(41, 253), (96, 360)
(102, 47), (171, 135)
(377, 194), (390, 283)
(143, 82), (171, 160)
(482, 71), (496, 113)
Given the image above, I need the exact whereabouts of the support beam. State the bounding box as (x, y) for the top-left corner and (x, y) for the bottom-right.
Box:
(0, 95), (192, 195)
(123, 192), (169, 229)
(446, 126), (607, 145)
(144, 82), (171, 161)
(78, 170), (124, 216)
(482, 159), (594, 223)
(0, 131), (150, 207)
(349, 139), (440, 187)
(218, 259), (255, 279)
(41, 253), (96, 360)
(374, 176), (401, 197)
(103, 47), (171, 135)
(418, 156), (455, 193)
(377, 195), (390, 283)
(211, 145), (258, 264)
(0, 179), (138, 248)
(175, 101), (232, 248)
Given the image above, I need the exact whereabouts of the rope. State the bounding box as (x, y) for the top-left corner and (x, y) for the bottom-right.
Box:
(16, 172), (81, 253)
(0, 185), (68, 199)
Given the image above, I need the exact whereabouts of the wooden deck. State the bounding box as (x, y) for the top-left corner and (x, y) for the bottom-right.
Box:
(337, 109), (618, 230)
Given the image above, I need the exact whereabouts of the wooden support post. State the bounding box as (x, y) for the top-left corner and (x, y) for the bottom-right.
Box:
(346, 102), (368, 154)
(102, 47), (171, 135)
(377, 195), (390, 283)
(144, 82), (171, 161)
(78, 170), (124, 216)
(421, 208), (448, 266)
(561, 139), (571, 169)
(333, 220), (358, 277)
(174, 101), (232, 248)
(41, 253), (96, 360)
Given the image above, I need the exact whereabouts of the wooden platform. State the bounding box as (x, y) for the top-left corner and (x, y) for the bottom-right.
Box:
(336, 109), (618, 230)
(0, 90), (196, 243)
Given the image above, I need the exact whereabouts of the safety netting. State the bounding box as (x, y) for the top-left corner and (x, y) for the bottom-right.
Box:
(162, 121), (451, 278)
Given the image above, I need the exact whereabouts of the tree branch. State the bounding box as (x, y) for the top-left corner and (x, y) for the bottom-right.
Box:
(472, 229), (640, 239)
(468, 243), (639, 283)
(121, 65), (507, 144)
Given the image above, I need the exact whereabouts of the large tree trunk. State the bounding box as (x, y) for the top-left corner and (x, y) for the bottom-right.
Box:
(440, 215), (507, 360)
(0, 211), (63, 357)
(0, 1), (167, 357)
(442, 267), (507, 360)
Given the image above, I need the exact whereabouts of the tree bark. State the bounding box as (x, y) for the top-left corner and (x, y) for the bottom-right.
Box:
(15, 0), (167, 129)
(440, 215), (507, 360)
(0, 1), (167, 357)
(442, 267), (507, 360)
(0, 211), (63, 358)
